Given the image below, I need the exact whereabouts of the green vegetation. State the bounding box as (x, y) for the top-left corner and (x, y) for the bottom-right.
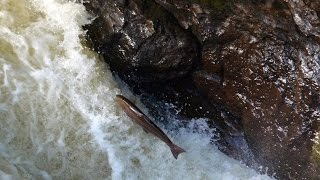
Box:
(312, 135), (320, 172)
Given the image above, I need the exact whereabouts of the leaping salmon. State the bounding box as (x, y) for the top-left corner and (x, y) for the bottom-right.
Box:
(115, 94), (186, 159)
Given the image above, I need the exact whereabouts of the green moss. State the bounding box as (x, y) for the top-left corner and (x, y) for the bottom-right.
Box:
(312, 135), (320, 172)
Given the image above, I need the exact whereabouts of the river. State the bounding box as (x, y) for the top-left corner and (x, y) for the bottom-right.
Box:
(0, 0), (273, 179)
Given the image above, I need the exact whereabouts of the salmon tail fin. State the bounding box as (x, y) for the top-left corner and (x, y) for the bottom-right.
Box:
(170, 144), (186, 159)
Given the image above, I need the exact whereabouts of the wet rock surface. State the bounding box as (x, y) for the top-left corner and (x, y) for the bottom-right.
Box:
(84, 0), (198, 82)
(84, 0), (320, 179)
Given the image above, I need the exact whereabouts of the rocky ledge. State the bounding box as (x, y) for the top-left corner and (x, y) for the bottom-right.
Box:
(83, 0), (320, 179)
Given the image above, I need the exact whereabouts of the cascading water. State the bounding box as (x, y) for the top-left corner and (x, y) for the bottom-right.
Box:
(0, 0), (273, 179)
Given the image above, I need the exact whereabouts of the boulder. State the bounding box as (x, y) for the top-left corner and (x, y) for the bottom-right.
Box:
(85, 0), (198, 83)
(84, 0), (320, 179)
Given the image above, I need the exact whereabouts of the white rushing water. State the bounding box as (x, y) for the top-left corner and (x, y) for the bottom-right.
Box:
(0, 0), (273, 179)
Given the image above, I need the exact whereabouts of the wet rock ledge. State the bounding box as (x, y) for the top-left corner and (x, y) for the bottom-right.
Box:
(83, 0), (320, 179)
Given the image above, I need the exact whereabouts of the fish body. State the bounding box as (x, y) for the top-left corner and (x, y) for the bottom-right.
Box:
(115, 94), (186, 159)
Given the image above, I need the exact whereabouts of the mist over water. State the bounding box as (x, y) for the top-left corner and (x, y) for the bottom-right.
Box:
(0, 0), (273, 179)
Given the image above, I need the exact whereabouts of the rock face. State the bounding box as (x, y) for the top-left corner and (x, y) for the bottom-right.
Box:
(84, 0), (198, 82)
(84, 0), (320, 179)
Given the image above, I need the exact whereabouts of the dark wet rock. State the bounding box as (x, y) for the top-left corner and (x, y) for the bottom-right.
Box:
(84, 0), (320, 179)
(84, 0), (198, 83)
